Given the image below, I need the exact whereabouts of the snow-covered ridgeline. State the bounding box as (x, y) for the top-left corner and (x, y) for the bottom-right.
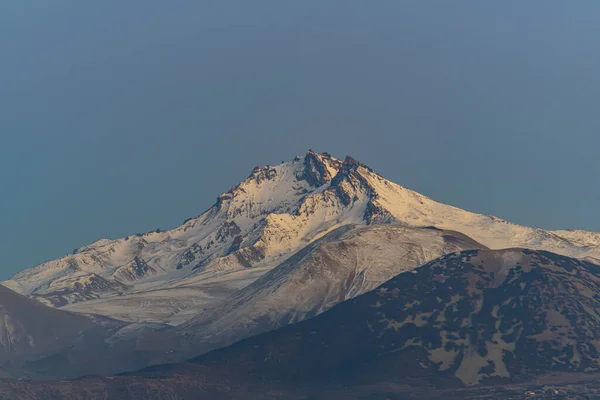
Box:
(4, 150), (600, 322)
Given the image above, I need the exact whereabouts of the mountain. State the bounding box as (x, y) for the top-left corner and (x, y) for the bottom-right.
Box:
(5, 150), (600, 326)
(0, 288), (196, 381)
(0, 284), (128, 379)
(47, 224), (486, 374)
(5, 248), (600, 399)
(175, 249), (600, 389)
(177, 224), (487, 353)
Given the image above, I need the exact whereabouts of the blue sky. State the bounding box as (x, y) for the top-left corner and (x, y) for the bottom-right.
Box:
(1, 1), (600, 279)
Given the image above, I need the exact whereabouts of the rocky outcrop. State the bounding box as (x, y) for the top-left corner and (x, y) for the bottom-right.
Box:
(32, 274), (127, 307)
(296, 150), (342, 187)
(113, 258), (157, 282)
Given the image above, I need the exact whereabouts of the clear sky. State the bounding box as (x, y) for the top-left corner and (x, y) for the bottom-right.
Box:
(1, 1), (600, 279)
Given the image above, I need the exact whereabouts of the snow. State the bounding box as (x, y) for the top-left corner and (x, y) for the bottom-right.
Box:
(359, 166), (600, 259)
(177, 224), (486, 349)
(5, 150), (600, 325)
(61, 287), (218, 325)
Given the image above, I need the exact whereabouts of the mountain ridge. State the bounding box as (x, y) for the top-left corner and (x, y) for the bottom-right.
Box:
(176, 224), (488, 354)
(5, 150), (600, 326)
(144, 248), (600, 389)
(4, 248), (600, 398)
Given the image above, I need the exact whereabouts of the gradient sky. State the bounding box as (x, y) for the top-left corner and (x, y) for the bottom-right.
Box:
(2, 1), (600, 279)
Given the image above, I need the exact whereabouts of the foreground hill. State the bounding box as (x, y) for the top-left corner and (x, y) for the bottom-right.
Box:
(5, 151), (600, 326)
(0, 284), (128, 379)
(0, 225), (487, 379)
(5, 249), (600, 398)
(177, 224), (487, 353)
(0, 288), (188, 380)
(178, 248), (600, 388)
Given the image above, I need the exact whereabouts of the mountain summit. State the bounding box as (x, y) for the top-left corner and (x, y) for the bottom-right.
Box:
(5, 151), (600, 324)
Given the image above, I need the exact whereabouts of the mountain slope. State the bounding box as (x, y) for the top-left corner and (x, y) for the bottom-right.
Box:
(175, 249), (600, 388)
(2, 151), (347, 308)
(177, 224), (487, 353)
(0, 285), (122, 360)
(0, 284), (131, 378)
(5, 150), (600, 325)
(0, 286), (195, 381)
(5, 248), (600, 399)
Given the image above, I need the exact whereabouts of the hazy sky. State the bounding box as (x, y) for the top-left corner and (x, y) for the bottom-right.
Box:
(2, 1), (600, 279)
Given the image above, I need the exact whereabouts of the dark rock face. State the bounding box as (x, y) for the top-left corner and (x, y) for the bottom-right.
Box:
(363, 199), (394, 224)
(327, 157), (377, 207)
(176, 243), (203, 270)
(250, 165), (278, 185)
(226, 235), (243, 254)
(343, 155), (359, 166)
(297, 150), (342, 187)
(329, 161), (359, 187)
(302, 151), (329, 187)
(113, 258), (157, 282)
(214, 192), (232, 209)
(233, 245), (266, 268)
(215, 221), (242, 242)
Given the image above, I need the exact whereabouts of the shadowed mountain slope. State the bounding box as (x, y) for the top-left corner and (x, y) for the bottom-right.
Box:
(4, 249), (600, 398)
(0, 284), (129, 379)
(176, 248), (600, 388)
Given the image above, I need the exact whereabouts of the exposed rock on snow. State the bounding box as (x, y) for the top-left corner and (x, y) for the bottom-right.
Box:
(177, 224), (487, 352)
(5, 150), (600, 325)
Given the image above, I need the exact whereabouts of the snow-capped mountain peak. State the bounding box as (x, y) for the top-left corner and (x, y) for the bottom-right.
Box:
(5, 150), (600, 321)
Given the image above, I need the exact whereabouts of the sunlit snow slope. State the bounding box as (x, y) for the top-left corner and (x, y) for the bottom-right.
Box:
(176, 224), (488, 353)
(5, 150), (600, 324)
